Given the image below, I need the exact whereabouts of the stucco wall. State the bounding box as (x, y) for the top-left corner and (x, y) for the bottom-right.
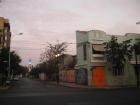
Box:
(105, 62), (137, 87)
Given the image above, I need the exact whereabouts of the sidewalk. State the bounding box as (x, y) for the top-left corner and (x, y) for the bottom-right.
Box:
(46, 81), (140, 89)
(47, 81), (89, 89)
(47, 81), (91, 89)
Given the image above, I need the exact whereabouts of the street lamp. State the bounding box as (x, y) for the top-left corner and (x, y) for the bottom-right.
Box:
(55, 53), (60, 85)
(136, 21), (140, 25)
(8, 33), (23, 80)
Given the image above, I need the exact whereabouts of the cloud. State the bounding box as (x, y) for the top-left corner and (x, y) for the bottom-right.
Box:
(107, 22), (140, 35)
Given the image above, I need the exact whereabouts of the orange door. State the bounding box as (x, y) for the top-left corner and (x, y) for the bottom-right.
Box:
(92, 67), (106, 87)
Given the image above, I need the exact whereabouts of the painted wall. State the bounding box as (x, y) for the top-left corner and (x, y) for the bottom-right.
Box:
(59, 70), (67, 82)
(76, 30), (140, 87)
(59, 70), (76, 83)
(76, 68), (88, 85)
(105, 62), (137, 87)
(0, 17), (4, 29)
(66, 70), (76, 83)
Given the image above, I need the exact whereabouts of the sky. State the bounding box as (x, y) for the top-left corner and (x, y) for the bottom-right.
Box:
(0, 0), (140, 66)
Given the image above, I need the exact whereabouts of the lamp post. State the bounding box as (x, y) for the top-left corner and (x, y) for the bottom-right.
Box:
(55, 53), (60, 85)
(136, 21), (140, 25)
(8, 33), (23, 80)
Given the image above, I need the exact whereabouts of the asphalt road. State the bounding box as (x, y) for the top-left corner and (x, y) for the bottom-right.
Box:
(0, 78), (140, 105)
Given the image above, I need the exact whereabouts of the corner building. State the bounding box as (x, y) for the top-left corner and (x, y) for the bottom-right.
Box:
(75, 30), (140, 87)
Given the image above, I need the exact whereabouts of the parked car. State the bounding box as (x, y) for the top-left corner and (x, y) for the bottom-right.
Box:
(13, 77), (19, 81)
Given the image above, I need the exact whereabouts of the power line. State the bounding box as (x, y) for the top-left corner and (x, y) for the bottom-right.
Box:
(11, 47), (45, 50)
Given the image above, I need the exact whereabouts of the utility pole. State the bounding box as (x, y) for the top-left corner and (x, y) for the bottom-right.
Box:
(8, 33), (23, 80)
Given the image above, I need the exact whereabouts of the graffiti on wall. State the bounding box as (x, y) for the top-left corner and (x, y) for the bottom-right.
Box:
(76, 68), (87, 85)
(59, 70), (76, 82)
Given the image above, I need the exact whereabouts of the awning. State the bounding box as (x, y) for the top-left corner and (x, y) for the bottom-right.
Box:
(92, 44), (105, 51)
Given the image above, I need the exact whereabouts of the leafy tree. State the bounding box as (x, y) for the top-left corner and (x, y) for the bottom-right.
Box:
(40, 42), (67, 62)
(32, 42), (68, 80)
(18, 65), (28, 77)
(104, 36), (132, 74)
(10, 51), (21, 75)
(30, 65), (40, 78)
(0, 48), (9, 74)
(122, 39), (133, 61)
(132, 38), (140, 86)
(0, 48), (22, 84)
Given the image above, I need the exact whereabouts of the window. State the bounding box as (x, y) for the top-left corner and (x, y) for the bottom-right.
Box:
(5, 36), (7, 40)
(4, 28), (8, 34)
(83, 44), (87, 60)
(112, 68), (124, 76)
(0, 36), (1, 43)
(93, 49), (104, 54)
(92, 44), (105, 54)
(0, 29), (2, 32)
(4, 42), (7, 47)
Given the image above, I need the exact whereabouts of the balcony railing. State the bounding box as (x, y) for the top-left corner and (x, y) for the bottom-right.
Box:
(92, 54), (104, 58)
(91, 54), (106, 63)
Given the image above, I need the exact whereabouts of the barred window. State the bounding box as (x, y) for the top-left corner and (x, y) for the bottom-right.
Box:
(113, 68), (124, 76)
(83, 44), (87, 60)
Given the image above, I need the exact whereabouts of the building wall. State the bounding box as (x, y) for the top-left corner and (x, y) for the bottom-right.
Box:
(0, 17), (11, 49)
(105, 62), (137, 86)
(76, 30), (140, 87)
(59, 70), (76, 83)
(76, 31), (89, 66)
(76, 68), (88, 85)
(39, 73), (48, 80)
(59, 54), (76, 71)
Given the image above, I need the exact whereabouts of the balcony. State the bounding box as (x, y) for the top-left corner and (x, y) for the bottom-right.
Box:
(92, 54), (104, 58)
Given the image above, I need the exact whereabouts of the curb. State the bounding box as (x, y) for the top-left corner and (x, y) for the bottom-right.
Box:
(46, 82), (140, 89)
(46, 82), (90, 89)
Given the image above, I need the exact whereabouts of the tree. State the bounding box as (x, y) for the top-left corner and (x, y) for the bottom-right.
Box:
(10, 51), (21, 76)
(132, 38), (140, 86)
(18, 65), (28, 77)
(104, 36), (132, 75)
(0, 48), (22, 85)
(0, 48), (9, 74)
(40, 42), (67, 62)
(37, 42), (68, 80)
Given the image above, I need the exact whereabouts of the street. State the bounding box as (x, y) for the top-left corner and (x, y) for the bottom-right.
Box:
(0, 78), (140, 105)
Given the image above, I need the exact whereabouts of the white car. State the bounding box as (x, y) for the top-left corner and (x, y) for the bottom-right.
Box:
(13, 77), (19, 81)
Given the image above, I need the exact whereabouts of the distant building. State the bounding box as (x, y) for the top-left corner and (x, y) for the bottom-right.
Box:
(58, 54), (77, 83)
(58, 54), (76, 71)
(28, 59), (33, 72)
(76, 30), (140, 87)
(0, 17), (11, 49)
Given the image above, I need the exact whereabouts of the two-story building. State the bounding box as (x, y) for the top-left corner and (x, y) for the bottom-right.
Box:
(75, 30), (140, 87)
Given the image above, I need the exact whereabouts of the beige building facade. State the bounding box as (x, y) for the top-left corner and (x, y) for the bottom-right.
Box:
(0, 17), (11, 49)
